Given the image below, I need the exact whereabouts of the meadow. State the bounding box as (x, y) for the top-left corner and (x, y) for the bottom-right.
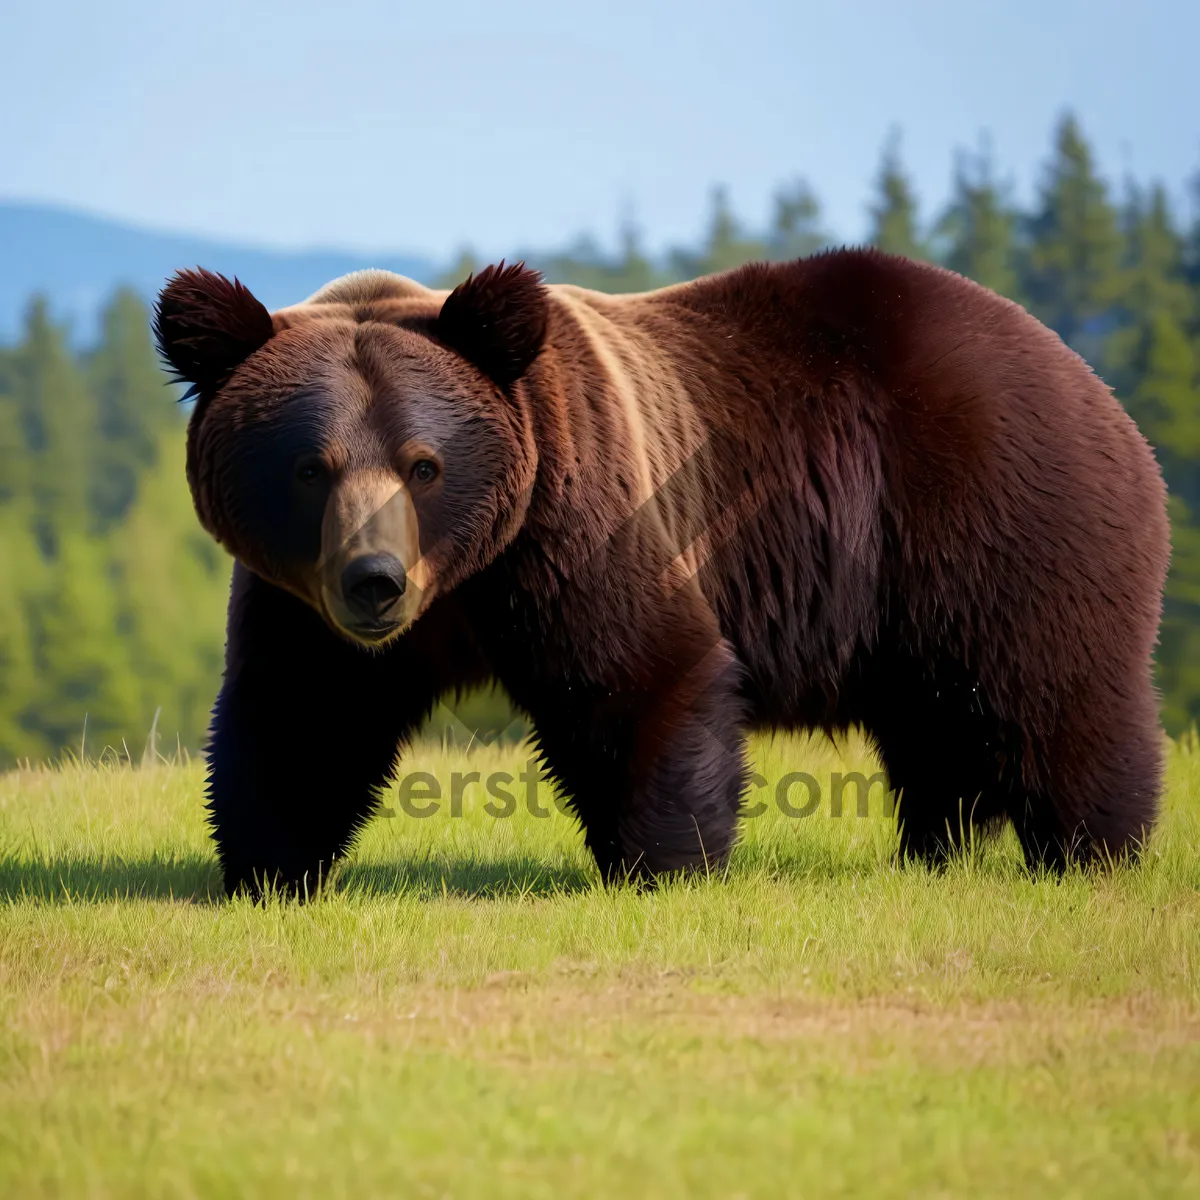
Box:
(1, 728), (1198, 1198)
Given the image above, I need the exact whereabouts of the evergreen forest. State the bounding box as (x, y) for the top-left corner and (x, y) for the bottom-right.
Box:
(3, 114), (1200, 765)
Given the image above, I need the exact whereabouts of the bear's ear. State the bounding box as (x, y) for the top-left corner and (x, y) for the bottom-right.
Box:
(433, 261), (547, 389)
(154, 268), (275, 403)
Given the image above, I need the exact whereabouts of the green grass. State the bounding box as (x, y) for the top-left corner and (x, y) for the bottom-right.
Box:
(2, 730), (1199, 1198)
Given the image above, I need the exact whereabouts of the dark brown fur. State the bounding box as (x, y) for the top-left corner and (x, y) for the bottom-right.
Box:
(155, 251), (1170, 897)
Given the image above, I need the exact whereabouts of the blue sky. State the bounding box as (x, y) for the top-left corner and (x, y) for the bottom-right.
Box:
(3, 0), (1198, 261)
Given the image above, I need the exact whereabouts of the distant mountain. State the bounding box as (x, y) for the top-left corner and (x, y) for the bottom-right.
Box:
(0, 201), (438, 343)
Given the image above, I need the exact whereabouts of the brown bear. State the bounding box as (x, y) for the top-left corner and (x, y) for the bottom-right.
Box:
(155, 251), (1170, 898)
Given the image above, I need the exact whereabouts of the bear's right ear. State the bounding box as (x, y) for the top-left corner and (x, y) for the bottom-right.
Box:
(154, 268), (275, 404)
(433, 261), (548, 389)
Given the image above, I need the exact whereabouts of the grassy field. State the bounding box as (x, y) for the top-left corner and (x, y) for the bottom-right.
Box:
(1, 729), (1199, 1198)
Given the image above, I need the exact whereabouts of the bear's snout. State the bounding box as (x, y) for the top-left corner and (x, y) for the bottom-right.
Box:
(341, 554), (408, 627)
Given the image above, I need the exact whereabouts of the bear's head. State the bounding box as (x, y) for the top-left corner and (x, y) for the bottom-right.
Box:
(154, 264), (546, 646)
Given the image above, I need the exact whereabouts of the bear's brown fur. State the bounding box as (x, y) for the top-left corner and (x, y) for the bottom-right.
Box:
(155, 251), (1170, 897)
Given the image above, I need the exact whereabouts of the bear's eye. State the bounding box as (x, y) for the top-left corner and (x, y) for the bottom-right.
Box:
(410, 459), (439, 485)
(295, 459), (325, 485)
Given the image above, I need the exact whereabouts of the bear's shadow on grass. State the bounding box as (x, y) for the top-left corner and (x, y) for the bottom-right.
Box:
(335, 856), (598, 899)
(0, 852), (598, 905)
(0, 851), (225, 904)
(0, 849), (1042, 904)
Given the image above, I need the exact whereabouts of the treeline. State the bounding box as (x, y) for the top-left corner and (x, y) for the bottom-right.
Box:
(1, 113), (1199, 766)
(0, 294), (229, 764)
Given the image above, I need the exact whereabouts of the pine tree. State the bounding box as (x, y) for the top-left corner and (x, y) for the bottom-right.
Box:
(1157, 493), (1200, 731)
(670, 188), (765, 279)
(0, 347), (26, 506)
(1025, 114), (1123, 355)
(0, 347), (45, 761)
(1106, 184), (1197, 485)
(1125, 311), (1200, 463)
(9, 299), (95, 557)
(868, 132), (926, 260)
(609, 218), (658, 292)
(111, 430), (231, 752)
(24, 532), (141, 760)
(703, 186), (743, 272)
(1099, 182), (1200, 730)
(435, 248), (481, 289)
(0, 514), (48, 763)
(936, 145), (1021, 299)
(767, 180), (828, 262)
(1122, 185), (1191, 318)
(1107, 183), (1195, 411)
(1185, 166), (1200, 291)
(86, 289), (181, 528)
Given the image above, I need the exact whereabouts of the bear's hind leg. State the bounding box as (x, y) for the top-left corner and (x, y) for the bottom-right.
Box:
(1010, 790), (1071, 873)
(877, 733), (998, 865)
(863, 670), (1010, 867)
(1013, 686), (1162, 871)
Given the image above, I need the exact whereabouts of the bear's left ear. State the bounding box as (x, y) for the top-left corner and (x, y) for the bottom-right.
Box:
(154, 268), (275, 403)
(433, 261), (547, 389)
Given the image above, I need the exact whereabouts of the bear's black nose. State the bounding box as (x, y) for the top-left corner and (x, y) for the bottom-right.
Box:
(341, 554), (407, 622)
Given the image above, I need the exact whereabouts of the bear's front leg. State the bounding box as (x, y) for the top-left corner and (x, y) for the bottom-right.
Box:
(205, 565), (447, 899)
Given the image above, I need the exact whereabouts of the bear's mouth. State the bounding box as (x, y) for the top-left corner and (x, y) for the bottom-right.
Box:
(344, 615), (403, 644)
